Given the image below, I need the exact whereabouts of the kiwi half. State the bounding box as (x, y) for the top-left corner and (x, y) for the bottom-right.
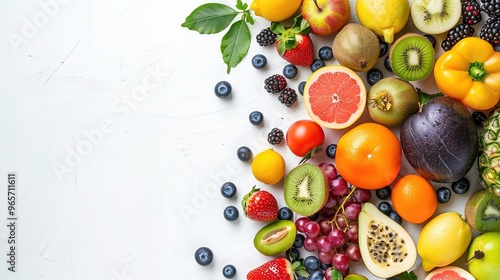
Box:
(284, 163), (329, 216)
(465, 189), (500, 232)
(253, 220), (296, 256)
(389, 33), (435, 81)
(411, 0), (462, 34)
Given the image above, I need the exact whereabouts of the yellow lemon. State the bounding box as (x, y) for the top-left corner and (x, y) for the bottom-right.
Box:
(355, 0), (410, 43)
(251, 149), (286, 185)
(250, 0), (302, 22)
(417, 212), (472, 272)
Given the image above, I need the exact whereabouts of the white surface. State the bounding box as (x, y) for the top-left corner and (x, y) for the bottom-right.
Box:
(0, 0), (483, 279)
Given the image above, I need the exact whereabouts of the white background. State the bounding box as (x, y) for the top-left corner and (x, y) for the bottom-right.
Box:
(0, 0), (483, 279)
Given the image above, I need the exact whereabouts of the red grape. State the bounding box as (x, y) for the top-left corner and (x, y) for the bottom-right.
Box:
(295, 216), (311, 232)
(319, 162), (338, 182)
(319, 218), (333, 236)
(318, 250), (335, 265)
(346, 223), (359, 242)
(304, 236), (318, 252)
(353, 187), (371, 203)
(346, 243), (362, 262)
(330, 176), (349, 196)
(324, 194), (338, 208)
(332, 253), (350, 271)
(304, 221), (320, 238)
(319, 206), (336, 218)
(335, 214), (347, 230)
(327, 228), (347, 247)
(344, 203), (361, 220)
(317, 236), (333, 252)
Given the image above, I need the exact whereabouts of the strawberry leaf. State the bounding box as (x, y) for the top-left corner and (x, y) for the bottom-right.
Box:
(181, 3), (238, 34)
(221, 19), (251, 73)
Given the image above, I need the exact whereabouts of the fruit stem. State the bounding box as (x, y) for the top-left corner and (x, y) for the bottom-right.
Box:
(466, 250), (485, 265)
(369, 91), (393, 111)
(331, 186), (357, 230)
(468, 61), (488, 81)
(298, 145), (323, 165)
(312, 0), (322, 11)
(416, 88), (444, 111)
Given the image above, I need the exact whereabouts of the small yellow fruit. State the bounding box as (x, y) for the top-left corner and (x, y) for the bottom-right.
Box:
(250, 0), (302, 22)
(355, 0), (410, 43)
(417, 212), (472, 271)
(251, 149), (286, 185)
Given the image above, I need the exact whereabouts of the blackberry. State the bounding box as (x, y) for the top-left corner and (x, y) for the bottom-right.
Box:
(441, 23), (475, 51)
(481, 0), (500, 16)
(462, 0), (482, 25)
(278, 88), (298, 107)
(256, 27), (277, 46)
(480, 15), (500, 47)
(267, 128), (284, 145)
(264, 74), (287, 93)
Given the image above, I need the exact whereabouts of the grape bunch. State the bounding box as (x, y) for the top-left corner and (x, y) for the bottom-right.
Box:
(292, 162), (371, 278)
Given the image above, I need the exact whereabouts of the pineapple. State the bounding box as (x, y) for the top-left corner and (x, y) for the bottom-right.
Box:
(478, 106), (500, 196)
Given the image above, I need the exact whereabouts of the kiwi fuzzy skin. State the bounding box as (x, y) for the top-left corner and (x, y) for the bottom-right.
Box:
(465, 189), (500, 232)
(389, 33), (435, 81)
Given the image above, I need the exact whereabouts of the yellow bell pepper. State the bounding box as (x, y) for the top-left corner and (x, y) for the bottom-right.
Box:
(433, 37), (500, 111)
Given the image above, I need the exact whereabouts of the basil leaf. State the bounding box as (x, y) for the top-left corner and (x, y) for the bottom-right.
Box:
(181, 3), (238, 34)
(221, 19), (251, 73)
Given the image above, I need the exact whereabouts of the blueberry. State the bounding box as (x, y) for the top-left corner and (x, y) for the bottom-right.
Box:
(194, 247), (213, 266)
(283, 64), (298, 79)
(389, 210), (403, 224)
(378, 201), (392, 216)
(251, 54), (267, 69)
(318, 46), (334, 61)
(222, 264), (236, 278)
(278, 206), (293, 220)
(494, 44), (500, 52)
(297, 276), (308, 280)
(326, 144), (337, 159)
(287, 247), (300, 260)
(303, 255), (320, 270)
(298, 81), (306, 95)
(451, 177), (470, 195)
(236, 146), (252, 162)
(308, 269), (324, 280)
(308, 212), (320, 221)
(367, 68), (383, 85)
(319, 261), (332, 270)
(436, 187), (452, 204)
(376, 186), (391, 200)
(423, 34), (437, 49)
(472, 111), (487, 126)
(378, 39), (388, 57)
(249, 111), (264, 125)
(310, 58), (325, 72)
(223, 205), (239, 221)
(293, 233), (305, 248)
(214, 81), (232, 98)
(384, 56), (393, 72)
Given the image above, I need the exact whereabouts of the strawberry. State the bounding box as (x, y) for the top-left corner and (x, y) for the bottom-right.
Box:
(241, 186), (278, 222)
(246, 257), (309, 280)
(271, 15), (314, 67)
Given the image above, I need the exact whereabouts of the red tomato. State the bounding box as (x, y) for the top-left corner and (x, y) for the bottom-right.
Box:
(286, 120), (325, 157)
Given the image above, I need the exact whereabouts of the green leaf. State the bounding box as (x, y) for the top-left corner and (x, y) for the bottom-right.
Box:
(330, 269), (343, 280)
(181, 3), (238, 34)
(394, 271), (418, 280)
(221, 19), (251, 73)
(236, 0), (248, 10)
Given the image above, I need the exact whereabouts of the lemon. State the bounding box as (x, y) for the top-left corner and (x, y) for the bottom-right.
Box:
(355, 0), (410, 43)
(251, 149), (286, 185)
(250, 0), (302, 22)
(417, 212), (472, 272)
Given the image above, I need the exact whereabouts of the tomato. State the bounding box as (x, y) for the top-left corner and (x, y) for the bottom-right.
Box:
(286, 119), (325, 158)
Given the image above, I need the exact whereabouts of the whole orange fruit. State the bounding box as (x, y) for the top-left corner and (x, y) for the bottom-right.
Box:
(391, 174), (438, 224)
(335, 122), (401, 189)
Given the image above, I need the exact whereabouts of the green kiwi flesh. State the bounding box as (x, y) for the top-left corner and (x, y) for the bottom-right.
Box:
(465, 189), (500, 232)
(284, 163), (329, 216)
(411, 0), (462, 34)
(390, 34), (435, 81)
(253, 220), (296, 256)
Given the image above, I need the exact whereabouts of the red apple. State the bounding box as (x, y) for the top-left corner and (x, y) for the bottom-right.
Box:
(301, 0), (350, 36)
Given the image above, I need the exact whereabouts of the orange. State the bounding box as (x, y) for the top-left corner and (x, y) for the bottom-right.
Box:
(251, 149), (286, 185)
(303, 65), (367, 129)
(335, 122), (401, 189)
(391, 174), (438, 224)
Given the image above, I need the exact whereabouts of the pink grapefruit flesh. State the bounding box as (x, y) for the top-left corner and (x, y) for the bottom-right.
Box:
(424, 266), (476, 280)
(303, 65), (366, 129)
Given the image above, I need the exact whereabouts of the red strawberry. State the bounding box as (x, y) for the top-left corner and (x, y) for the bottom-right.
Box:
(241, 186), (278, 222)
(271, 15), (314, 66)
(246, 257), (309, 280)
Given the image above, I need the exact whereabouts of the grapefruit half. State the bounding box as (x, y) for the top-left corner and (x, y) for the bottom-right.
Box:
(424, 266), (475, 280)
(303, 65), (367, 129)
